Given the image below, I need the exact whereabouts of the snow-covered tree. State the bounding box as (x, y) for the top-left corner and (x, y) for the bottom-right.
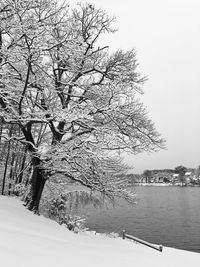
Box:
(0, 0), (165, 211)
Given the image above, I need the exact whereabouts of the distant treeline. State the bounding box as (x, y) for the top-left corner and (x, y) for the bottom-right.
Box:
(123, 167), (199, 184)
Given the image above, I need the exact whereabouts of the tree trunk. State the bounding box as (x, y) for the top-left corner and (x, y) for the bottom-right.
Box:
(18, 145), (27, 183)
(1, 140), (11, 195)
(1, 125), (13, 195)
(8, 147), (16, 195)
(0, 119), (3, 144)
(25, 156), (46, 213)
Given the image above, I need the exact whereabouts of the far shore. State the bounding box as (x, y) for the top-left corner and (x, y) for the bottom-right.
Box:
(134, 182), (200, 187)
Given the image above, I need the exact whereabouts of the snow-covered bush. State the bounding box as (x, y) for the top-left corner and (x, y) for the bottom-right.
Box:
(60, 215), (86, 232)
(48, 194), (67, 222)
(14, 183), (26, 196)
(39, 179), (106, 232)
(46, 193), (87, 232)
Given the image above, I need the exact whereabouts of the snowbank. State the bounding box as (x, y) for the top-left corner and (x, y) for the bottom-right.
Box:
(0, 196), (199, 267)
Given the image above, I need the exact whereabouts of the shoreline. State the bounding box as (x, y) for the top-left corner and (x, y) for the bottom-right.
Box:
(135, 182), (200, 187)
(1, 196), (200, 267)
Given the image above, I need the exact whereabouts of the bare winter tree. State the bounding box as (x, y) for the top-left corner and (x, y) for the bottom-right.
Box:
(0, 0), (165, 212)
(174, 166), (187, 186)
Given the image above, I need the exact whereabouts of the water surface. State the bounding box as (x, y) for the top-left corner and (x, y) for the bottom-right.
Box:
(80, 186), (200, 253)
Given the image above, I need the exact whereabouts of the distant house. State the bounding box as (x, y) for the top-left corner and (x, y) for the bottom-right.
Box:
(172, 172), (193, 184)
(172, 173), (179, 183)
(185, 172), (192, 183)
(152, 172), (172, 183)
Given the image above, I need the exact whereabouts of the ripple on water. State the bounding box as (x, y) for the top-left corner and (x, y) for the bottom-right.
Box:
(81, 186), (200, 253)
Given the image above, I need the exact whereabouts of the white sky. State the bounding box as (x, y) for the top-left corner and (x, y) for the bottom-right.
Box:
(71, 0), (200, 173)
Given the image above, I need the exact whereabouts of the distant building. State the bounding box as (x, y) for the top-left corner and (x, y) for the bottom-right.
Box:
(151, 172), (172, 183)
(172, 173), (179, 183)
(185, 172), (192, 184)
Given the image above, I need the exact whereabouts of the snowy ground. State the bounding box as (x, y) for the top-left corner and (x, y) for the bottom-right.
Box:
(0, 196), (200, 267)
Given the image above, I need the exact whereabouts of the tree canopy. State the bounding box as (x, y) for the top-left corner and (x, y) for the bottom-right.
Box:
(0, 0), (165, 210)
(174, 166), (187, 176)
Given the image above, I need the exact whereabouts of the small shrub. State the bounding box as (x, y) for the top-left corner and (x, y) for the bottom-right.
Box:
(60, 215), (86, 232)
(14, 183), (26, 196)
(48, 194), (86, 232)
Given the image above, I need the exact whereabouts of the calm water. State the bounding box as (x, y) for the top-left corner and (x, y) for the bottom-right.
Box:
(81, 186), (200, 253)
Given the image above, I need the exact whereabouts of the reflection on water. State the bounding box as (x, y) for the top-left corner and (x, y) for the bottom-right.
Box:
(79, 186), (200, 253)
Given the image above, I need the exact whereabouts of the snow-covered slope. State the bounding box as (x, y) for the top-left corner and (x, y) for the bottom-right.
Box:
(0, 196), (199, 267)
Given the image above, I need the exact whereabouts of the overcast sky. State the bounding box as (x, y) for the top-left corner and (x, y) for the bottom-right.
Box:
(71, 0), (200, 173)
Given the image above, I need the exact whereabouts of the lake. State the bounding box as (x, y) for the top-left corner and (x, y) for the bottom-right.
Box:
(80, 186), (200, 253)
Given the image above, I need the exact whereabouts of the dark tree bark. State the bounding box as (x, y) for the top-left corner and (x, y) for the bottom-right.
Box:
(18, 146), (27, 183)
(1, 125), (13, 195)
(21, 127), (46, 213)
(0, 119), (3, 144)
(1, 140), (11, 195)
(25, 155), (46, 213)
(8, 146), (16, 195)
